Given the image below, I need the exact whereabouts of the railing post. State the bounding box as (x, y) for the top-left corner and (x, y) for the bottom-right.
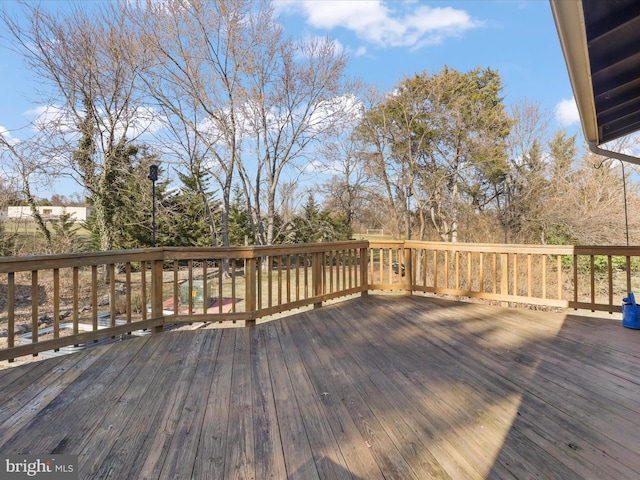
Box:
(245, 257), (257, 326)
(313, 251), (324, 308)
(500, 252), (509, 305)
(403, 246), (413, 294)
(150, 256), (164, 333)
(360, 246), (369, 296)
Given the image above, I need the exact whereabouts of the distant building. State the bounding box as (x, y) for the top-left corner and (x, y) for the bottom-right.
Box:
(7, 206), (92, 222)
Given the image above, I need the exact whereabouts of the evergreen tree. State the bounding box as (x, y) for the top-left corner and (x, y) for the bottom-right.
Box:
(286, 194), (352, 243)
(163, 171), (219, 247)
(228, 186), (253, 246)
(356, 67), (512, 242)
(50, 212), (86, 253)
(0, 221), (16, 256)
(84, 146), (167, 250)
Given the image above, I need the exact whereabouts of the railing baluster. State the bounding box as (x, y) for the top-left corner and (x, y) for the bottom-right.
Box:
(500, 253), (508, 298)
(370, 248), (374, 285)
(187, 259), (193, 315)
(557, 255), (562, 301)
(257, 257), (263, 309)
(573, 254), (579, 310)
(343, 250), (348, 290)
(329, 251), (334, 294)
(479, 252), (484, 293)
(73, 267), (79, 341)
(245, 257), (256, 319)
(513, 253), (518, 296)
(608, 255), (613, 313)
(126, 262), (133, 322)
(171, 260), (178, 316)
(295, 254), (300, 301)
(231, 259), (237, 313)
(445, 251), (449, 290)
(492, 253), (497, 294)
(203, 259), (208, 315)
(542, 254), (547, 300)
(8, 272), (15, 356)
(350, 249), (354, 289)
(527, 254), (532, 298)
(304, 253), (309, 299)
(268, 257), (273, 308)
(433, 250), (438, 289)
(31, 270), (38, 353)
(218, 260), (223, 313)
(455, 250), (460, 290)
(278, 255), (283, 306)
(53, 268), (60, 341)
(313, 251), (323, 308)
(109, 264), (116, 330)
(92, 265), (98, 333)
(285, 255), (291, 303)
(590, 255), (595, 311)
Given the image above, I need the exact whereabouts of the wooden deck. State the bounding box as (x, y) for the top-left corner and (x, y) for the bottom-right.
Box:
(1, 294), (639, 479)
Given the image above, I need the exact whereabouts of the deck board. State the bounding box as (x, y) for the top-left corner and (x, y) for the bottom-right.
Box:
(1, 294), (640, 479)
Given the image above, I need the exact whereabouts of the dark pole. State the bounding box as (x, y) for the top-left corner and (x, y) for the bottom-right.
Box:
(596, 158), (629, 246)
(148, 164), (158, 247)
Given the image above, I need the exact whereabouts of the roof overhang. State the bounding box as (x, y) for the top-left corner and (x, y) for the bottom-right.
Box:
(550, 0), (640, 150)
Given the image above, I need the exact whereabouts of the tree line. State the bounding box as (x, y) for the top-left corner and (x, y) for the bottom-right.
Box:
(0, 0), (638, 256)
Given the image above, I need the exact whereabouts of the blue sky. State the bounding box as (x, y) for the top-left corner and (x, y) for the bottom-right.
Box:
(0, 0), (582, 196)
(274, 0), (580, 129)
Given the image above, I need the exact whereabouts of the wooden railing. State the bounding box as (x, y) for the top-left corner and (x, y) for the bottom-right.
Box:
(0, 242), (367, 362)
(1, 239), (637, 362)
(369, 240), (639, 313)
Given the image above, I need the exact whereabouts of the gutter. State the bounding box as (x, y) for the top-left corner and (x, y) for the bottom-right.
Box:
(589, 142), (640, 166)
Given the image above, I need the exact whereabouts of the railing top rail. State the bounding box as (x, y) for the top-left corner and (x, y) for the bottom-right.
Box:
(161, 240), (369, 259)
(398, 240), (640, 256)
(398, 241), (640, 255)
(399, 241), (575, 254)
(0, 241), (371, 272)
(0, 248), (164, 273)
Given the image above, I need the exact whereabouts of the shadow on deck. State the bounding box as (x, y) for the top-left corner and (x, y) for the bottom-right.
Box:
(0, 294), (639, 479)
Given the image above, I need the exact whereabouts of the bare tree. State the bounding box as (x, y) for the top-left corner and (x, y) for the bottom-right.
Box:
(132, 0), (356, 246)
(240, 32), (357, 245)
(353, 87), (406, 238)
(131, 0), (258, 248)
(1, 2), (149, 252)
(319, 136), (370, 232)
(0, 127), (65, 250)
(498, 99), (551, 242)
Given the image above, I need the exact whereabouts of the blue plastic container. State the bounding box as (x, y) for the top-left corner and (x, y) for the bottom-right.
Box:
(622, 292), (640, 329)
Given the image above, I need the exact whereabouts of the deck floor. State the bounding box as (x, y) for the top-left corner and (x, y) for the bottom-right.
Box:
(1, 294), (640, 479)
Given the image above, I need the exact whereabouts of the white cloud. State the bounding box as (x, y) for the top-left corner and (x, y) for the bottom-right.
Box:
(25, 105), (75, 134)
(125, 106), (166, 139)
(0, 125), (20, 147)
(353, 46), (368, 57)
(554, 98), (580, 127)
(306, 94), (362, 136)
(275, 0), (479, 49)
(24, 103), (166, 141)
